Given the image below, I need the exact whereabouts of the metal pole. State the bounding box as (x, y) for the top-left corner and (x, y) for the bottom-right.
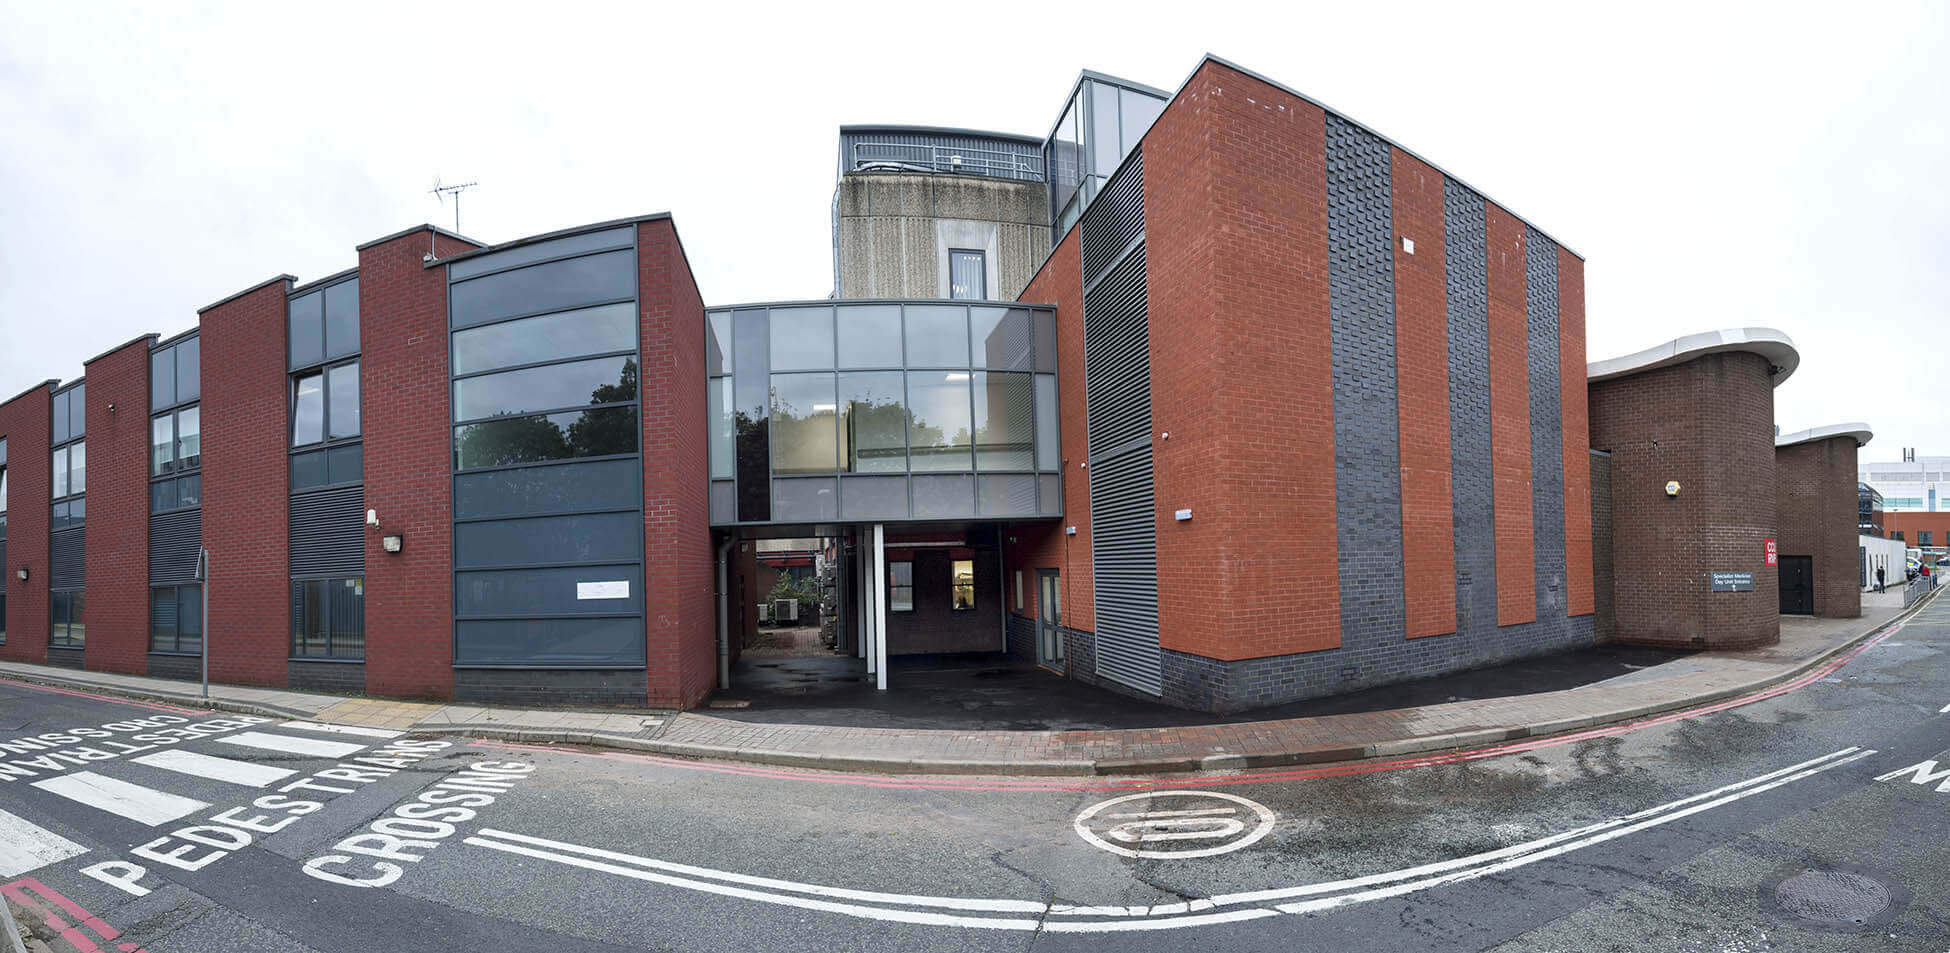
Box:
(197, 548), (210, 698)
(873, 524), (888, 691)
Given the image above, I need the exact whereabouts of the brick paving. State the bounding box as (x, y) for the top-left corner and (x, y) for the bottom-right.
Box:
(0, 593), (1927, 776)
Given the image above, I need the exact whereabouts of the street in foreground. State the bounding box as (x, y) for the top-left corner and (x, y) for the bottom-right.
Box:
(4, 601), (1949, 952)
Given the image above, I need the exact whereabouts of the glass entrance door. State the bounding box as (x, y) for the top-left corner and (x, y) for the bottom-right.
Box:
(1037, 570), (1064, 668)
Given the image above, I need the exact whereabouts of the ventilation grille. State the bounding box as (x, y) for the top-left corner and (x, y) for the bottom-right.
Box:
(1081, 151), (1144, 285)
(290, 485), (365, 578)
(50, 528), (84, 589)
(150, 509), (201, 586)
(1080, 192), (1161, 697)
(1083, 248), (1153, 460)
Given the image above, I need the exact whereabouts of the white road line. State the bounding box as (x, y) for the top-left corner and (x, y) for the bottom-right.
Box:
(280, 721), (405, 739)
(215, 731), (367, 759)
(131, 749), (297, 788)
(463, 745), (1875, 933)
(0, 807), (89, 876)
(31, 772), (209, 826)
(1939, 702), (1949, 713)
(1272, 748), (1878, 916)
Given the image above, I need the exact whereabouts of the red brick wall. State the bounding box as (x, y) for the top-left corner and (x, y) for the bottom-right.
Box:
(1558, 249), (1595, 617)
(81, 338), (153, 675)
(1005, 227), (1089, 641)
(1589, 351), (1779, 649)
(638, 219), (717, 709)
(1150, 61), (1341, 662)
(0, 385), (52, 663)
(361, 229), (479, 700)
(1883, 512), (1950, 547)
(1390, 148), (1457, 639)
(1485, 202), (1536, 626)
(1775, 436), (1862, 617)
(201, 278), (293, 687)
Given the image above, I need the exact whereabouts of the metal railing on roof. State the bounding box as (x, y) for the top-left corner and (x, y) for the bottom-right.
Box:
(849, 142), (1045, 182)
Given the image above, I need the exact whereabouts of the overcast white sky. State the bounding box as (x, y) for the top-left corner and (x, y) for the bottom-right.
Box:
(2, 2), (1944, 462)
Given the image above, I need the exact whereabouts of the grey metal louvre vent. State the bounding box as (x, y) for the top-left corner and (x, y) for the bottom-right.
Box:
(290, 486), (365, 577)
(1080, 194), (1161, 696)
(149, 510), (202, 586)
(0, 540), (7, 594)
(1083, 249), (1153, 459)
(1081, 151), (1144, 286)
(50, 528), (84, 589)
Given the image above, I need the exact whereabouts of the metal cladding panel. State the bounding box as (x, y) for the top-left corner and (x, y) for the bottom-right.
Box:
(289, 486), (365, 578)
(1444, 179), (1496, 636)
(838, 129), (1044, 182)
(1081, 197), (1161, 696)
(1080, 153), (1144, 286)
(149, 509), (201, 586)
(1524, 226), (1566, 617)
(50, 528), (84, 589)
(1324, 116), (1408, 656)
(1083, 251), (1153, 460)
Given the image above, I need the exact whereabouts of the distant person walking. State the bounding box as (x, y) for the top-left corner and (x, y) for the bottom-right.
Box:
(1876, 565), (1886, 592)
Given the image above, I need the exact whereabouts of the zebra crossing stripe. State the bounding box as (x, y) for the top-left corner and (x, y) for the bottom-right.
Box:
(0, 807), (89, 876)
(131, 749), (297, 788)
(280, 721), (405, 739)
(30, 772), (209, 826)
(215, 731), (367, 759)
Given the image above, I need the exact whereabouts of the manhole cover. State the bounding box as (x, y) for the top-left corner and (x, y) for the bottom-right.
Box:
(1773, 869), (1891, 926)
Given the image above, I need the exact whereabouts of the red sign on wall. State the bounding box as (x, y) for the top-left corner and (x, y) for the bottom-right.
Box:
(1764, 538), (1778, 566)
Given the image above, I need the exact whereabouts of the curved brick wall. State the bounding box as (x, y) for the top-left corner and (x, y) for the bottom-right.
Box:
(1589, 351), (1780, 649)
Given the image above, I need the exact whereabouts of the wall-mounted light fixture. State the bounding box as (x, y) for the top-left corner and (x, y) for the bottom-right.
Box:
(1665, 480), (1682, 498)
(14, 567), (27, 582)
(382, 534), (405, 554)
(107, 401), (117, 413)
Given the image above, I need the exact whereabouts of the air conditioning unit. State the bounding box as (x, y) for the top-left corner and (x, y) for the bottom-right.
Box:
(772, 598), (799, 623)
(756, 602), (772, 623)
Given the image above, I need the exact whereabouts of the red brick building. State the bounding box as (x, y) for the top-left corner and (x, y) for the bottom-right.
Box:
(3, 55), (1855, 713)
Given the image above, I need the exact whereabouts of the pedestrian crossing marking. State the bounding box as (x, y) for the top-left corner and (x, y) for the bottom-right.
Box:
(130, 749), (297, 788)
(0, 807), (88, 876)
(30, 772), (208, 827)
(216, 731), (367, 759)
(280, 721), (405, 740)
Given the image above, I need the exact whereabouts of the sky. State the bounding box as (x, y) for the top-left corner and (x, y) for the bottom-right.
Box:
(2, 1), (1945, 463)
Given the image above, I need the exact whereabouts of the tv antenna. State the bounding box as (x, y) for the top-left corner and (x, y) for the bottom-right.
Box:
(429, 177), (478, 232)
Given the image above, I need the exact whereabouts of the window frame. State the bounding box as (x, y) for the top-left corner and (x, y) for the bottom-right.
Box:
(149, 583), (204, 656)
(289, 274), (360, 371)
(291, 356), (361, 450)
(950, 558), (976, 612)
(290, 575), (366, 661)
(50, 589), (85, 649)
(948, 248), (987, 300)
(888, 559), (914, 613)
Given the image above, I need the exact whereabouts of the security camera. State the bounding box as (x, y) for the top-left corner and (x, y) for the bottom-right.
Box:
(423, 253), (436, 263)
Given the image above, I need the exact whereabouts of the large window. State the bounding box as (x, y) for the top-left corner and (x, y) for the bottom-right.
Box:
(150, 584), (202, 654)
(1922, 532), (1934, 548)
(51, 590), (84, 648)
(292, 362), (360, 446)
(51, 441), (85, 529)
(949, 250), (986, 300)
(292, 577), (365, 660)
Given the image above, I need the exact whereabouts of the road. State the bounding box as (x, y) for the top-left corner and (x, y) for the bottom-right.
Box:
(3, 599), (1946, 952)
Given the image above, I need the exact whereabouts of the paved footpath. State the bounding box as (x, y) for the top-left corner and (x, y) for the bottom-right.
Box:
(0, 591), (1931, 776)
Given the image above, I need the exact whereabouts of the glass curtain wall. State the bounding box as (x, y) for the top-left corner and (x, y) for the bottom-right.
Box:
(1045, 77), (1167, 241)
(48, 383), (85, 648)
(447, 225), (646, 668)
(288, 276), (365, 660)
(149, 333), (204, 655)
(705, 301), (1061, 525)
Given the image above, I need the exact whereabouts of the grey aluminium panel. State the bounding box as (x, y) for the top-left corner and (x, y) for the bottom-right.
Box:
(290, 486), (365, 578)
(50, 528), (84, 589)
(149, 509), (202, 586)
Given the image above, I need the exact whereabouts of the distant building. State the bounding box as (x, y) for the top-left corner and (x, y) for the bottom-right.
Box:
(1859, 482), (1883, 536)
(1858, 453), (1950, 512)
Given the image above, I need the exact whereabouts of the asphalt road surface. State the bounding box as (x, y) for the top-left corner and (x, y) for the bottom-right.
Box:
(4, 600), (1947, 952)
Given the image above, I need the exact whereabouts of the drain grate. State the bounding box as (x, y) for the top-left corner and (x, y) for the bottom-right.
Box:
(1772, 869), (1892, 927)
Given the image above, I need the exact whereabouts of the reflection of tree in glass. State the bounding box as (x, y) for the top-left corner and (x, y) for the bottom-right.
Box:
(567, 359), (637, 456)
(457, 359), (638, 468)
(846, 395), (910, 467)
